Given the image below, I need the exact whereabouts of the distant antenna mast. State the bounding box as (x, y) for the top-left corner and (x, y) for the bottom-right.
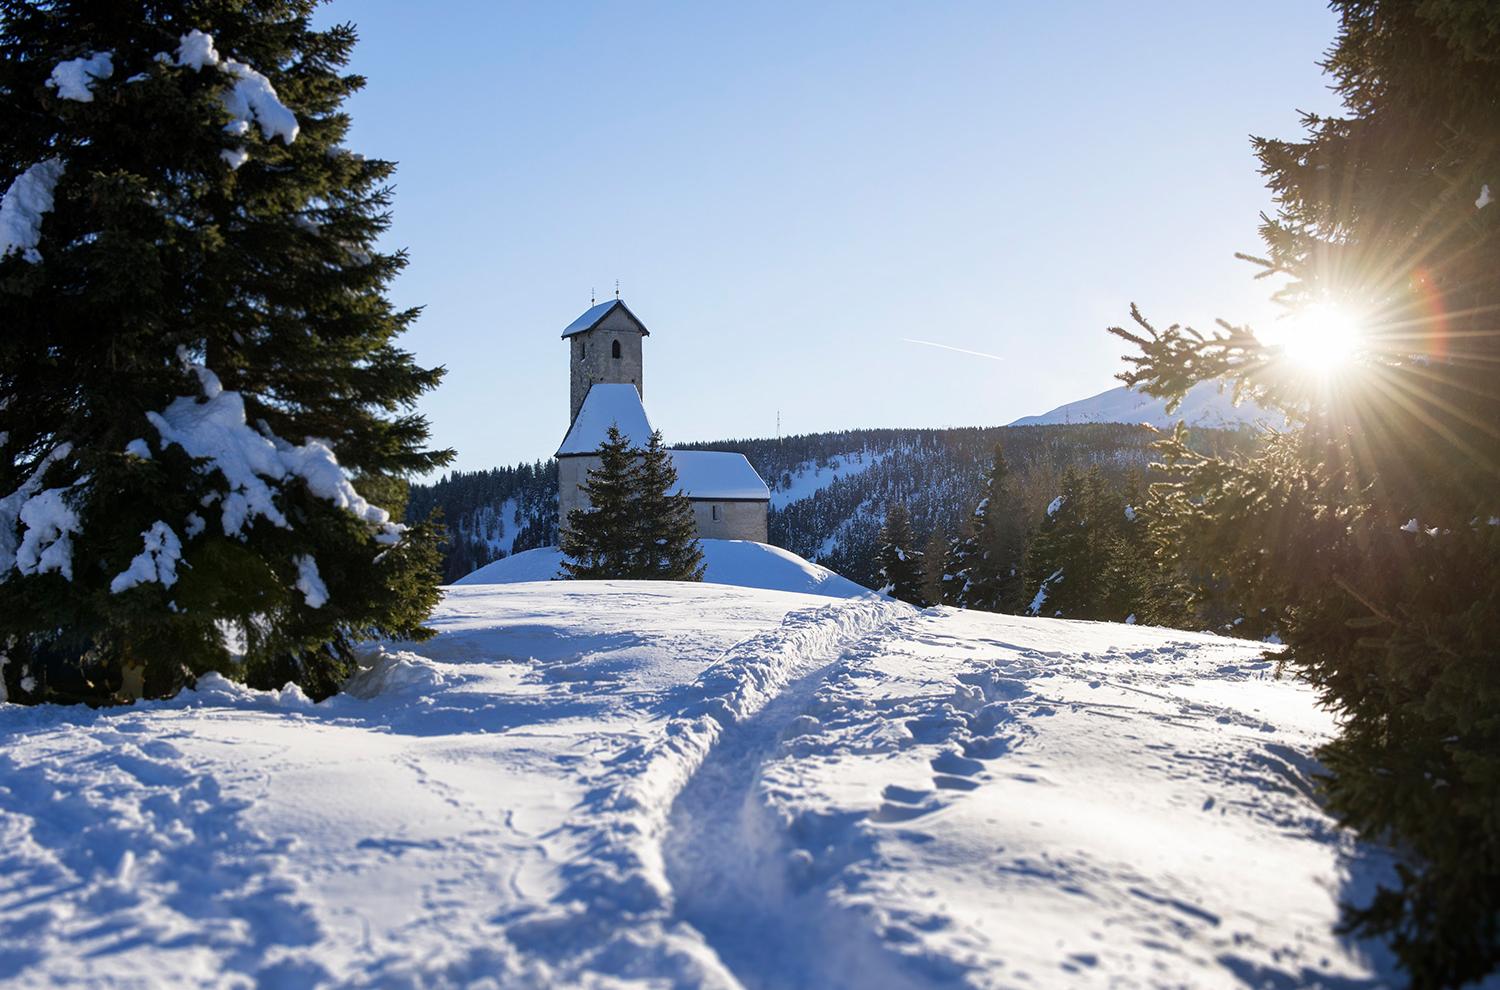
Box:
(777, 410), (782, 446)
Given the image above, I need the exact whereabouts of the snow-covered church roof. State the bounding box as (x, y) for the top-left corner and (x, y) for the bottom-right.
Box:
(561, 298), (650, 338)
(669, 451), (769, 501)
(556, 384), (769, 501)
(557, 383), (654, 455)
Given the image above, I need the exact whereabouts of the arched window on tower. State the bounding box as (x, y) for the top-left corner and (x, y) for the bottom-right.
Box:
(611, 339), (622, 359)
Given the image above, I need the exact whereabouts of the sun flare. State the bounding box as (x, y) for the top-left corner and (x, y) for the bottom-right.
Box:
(1261, 303), (1364, 371)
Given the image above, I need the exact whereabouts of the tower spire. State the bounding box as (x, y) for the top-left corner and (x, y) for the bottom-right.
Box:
(615, 279), (620, 299)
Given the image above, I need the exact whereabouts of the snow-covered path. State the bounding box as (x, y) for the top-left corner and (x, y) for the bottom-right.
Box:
(0, 581), (1398, 988)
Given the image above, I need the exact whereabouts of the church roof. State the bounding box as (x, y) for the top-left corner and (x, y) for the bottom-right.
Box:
(557, 383), (654, 455)
(668, 450), (770, 501)
(561, 298), (650, 338)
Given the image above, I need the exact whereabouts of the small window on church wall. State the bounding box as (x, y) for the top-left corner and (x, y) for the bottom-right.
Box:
(612, 339), (622, 359)
(711, 505), (722, 522)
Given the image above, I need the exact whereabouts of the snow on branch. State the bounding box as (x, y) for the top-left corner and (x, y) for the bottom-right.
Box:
(47, 52), (114, 102)
(0, 159), (65, 264)
(146, 359), (404, 547)
(173, 29), (299, 170)
(0, 443), (77, 581)
(110, 521), (182, 593)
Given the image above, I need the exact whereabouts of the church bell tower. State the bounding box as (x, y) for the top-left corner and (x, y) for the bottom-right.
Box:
(561, 298), (650, 424)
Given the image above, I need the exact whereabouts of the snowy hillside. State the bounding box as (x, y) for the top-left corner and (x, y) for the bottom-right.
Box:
(456, 539), (875, 599)
(1011, 380), (1280, 430)
(0, 581), (1396, 988)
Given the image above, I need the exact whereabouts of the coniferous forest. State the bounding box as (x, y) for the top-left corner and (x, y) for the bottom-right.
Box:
(410, 421), (1255, 623)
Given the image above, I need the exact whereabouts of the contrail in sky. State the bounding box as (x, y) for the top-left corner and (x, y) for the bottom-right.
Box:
(901, 338), (1005, 362)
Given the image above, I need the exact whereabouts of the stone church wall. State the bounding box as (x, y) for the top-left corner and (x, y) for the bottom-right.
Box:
(689, 500), (768, 543)
(558, 455), (768, 543)
(570, 321), (644, 422)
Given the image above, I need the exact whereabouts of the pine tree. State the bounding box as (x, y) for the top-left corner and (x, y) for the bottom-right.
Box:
(876, 502), (925, 605)
(1108, 4), (1500, 981)
(955, 444), (1026, 612)
(1023, 467), (1128, 620)
(941, 524), (979, 607)
(633, 431), (704, 581)
(0, 2), (450, 703)
(560, 427), (638, 580)
(920, 524), (948, 607)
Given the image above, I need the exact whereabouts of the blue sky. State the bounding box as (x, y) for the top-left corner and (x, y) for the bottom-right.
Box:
(318, 1), (1343, 475)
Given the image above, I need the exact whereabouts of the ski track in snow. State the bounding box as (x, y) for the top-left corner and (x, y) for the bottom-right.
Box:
(0, 582), (1401, 988)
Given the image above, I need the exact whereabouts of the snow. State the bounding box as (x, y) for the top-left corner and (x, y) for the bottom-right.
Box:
(1046, 494), (1065, 518)
(770, 451), (885, 510)
(14, 487), (82, 580)
(0, 443), (73, 578)
(174, 29), (220, 70)
(109, 521), (183, 593)
(1012, 379), (1280, 431)
(294, 554), (328, 608)
(1029, 567), (1063, 615)
(1479, 184), (1493, 210)
(0, 583), (1397, 987)
(670, 450), (770, 501)
(220, 60), (300, 144)
(173, 29), (298, 168)
(46, 51), (113, 102)
(124, 438), (152, 459)
(0, 158), (65, 264)
(457, 539), (876, 600)
(561, 298), (632, 337)
(146, 362), (400, 542)
(556, 382), (654, 454)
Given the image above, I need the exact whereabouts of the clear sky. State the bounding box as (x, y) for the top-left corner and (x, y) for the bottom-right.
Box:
(316, 1), (1343, 476)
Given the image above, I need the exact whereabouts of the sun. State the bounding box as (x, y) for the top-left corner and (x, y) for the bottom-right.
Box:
(1260, 303), (1364, 371)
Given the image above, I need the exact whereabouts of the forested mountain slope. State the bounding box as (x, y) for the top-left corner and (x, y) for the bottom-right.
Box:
(409, 424), (1253, 587)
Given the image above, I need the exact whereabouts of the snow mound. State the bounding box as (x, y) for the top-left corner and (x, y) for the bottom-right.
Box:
(1012, 379), (1281, 430)
(454, 539), (876, 599)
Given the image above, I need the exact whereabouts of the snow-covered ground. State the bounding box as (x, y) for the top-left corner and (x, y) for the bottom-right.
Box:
(0, 579), (1397, 988)
(457, 539), (874, 600)
(770, 452), (886, 510)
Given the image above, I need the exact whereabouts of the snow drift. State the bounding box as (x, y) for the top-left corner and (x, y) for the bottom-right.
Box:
(454, 539), (876, 599)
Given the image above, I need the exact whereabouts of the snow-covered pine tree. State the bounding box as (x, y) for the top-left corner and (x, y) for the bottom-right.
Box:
(955, 444), (1026, 612)
(876, 502), (925, 605)
(941, 523), (979, 607)
(0, 2), (449, 703)
(920, 524), (948, 606)
(560, 426), (640, 580)
(633, 431), (704, 581)
(1023, 467), (1127, 620)
(1110, 3), (1500, 980)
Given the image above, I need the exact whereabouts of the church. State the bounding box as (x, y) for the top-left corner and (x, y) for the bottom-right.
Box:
(555, 298), (770, 542)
